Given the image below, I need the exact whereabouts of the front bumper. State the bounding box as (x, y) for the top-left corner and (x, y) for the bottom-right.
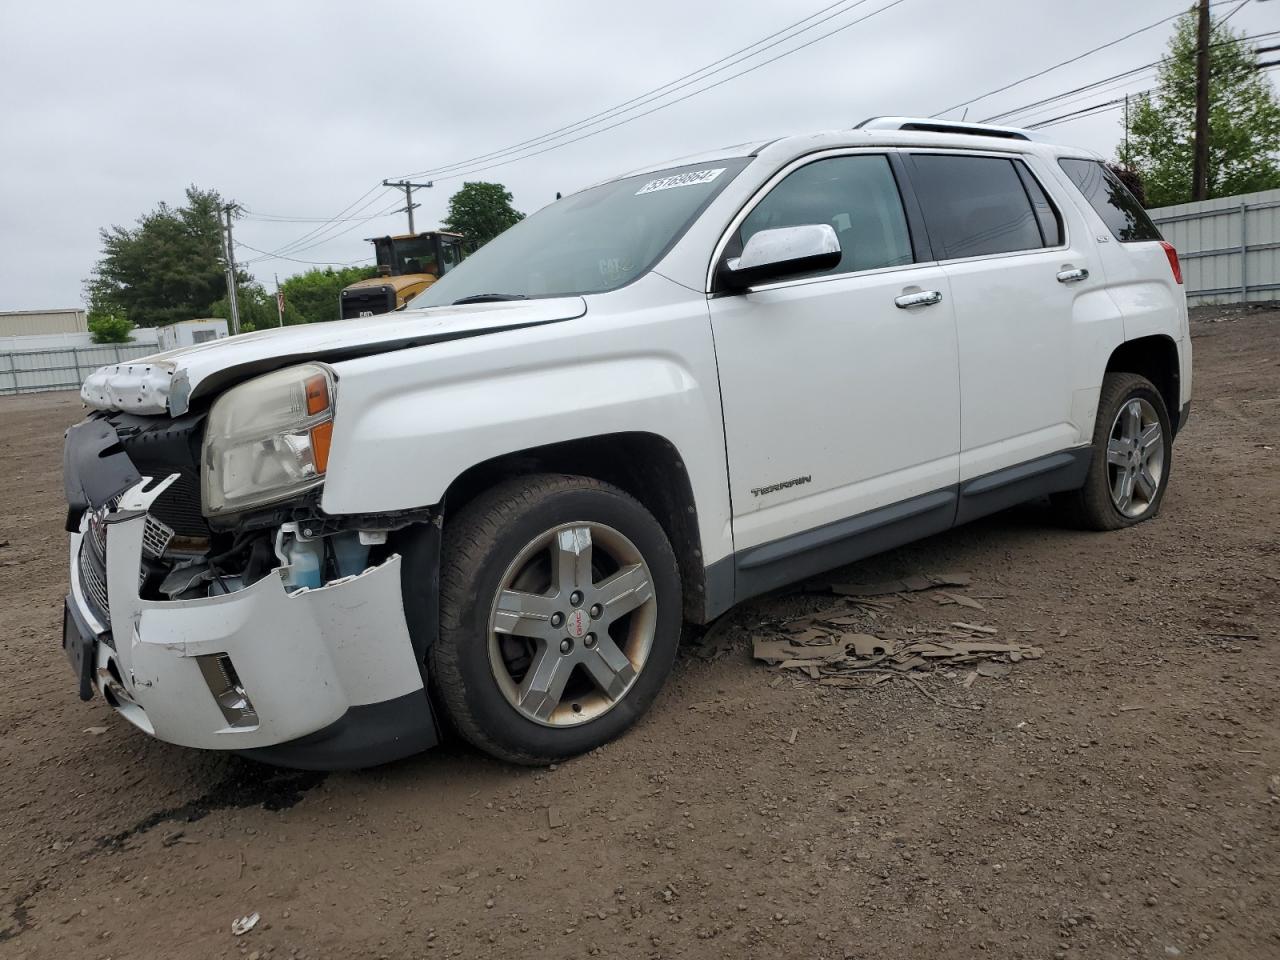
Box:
(66, 476), (437, 769)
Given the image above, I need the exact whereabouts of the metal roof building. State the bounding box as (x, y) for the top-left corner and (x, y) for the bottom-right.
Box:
(0, 308), (88, 337)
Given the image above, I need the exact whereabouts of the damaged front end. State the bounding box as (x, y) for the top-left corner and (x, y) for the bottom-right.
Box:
(61, 403), (440, 770)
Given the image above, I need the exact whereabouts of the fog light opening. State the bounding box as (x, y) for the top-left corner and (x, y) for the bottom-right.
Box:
(196, 653), (260, 729)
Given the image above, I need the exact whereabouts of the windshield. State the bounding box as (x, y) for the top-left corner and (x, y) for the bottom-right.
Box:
(375, 235), (440, 277)
(409, 158), (751, 306)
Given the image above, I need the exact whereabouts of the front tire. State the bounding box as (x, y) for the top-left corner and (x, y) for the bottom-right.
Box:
(1058, 372), (1173, 530)
(430, 474), (682, 765)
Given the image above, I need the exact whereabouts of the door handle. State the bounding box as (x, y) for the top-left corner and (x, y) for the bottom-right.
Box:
(894, 290), (943, 309)
(1057, 267), (1089, 283)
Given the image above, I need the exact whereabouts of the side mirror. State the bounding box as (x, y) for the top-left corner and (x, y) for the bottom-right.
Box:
(718, 224), (841, 291)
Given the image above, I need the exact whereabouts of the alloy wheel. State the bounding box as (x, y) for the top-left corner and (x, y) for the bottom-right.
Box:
(1106, 397), (1165, 518)
(486, 522), (657, 727)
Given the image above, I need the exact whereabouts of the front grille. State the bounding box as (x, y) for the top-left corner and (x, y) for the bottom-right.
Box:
(78, 507), (177, 626)
(78, 538), (110, 624)
(149, 473), (210, 539)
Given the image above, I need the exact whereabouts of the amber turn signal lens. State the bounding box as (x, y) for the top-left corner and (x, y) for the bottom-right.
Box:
(304, 374), (330, 416)
(309, 421), (333, 474)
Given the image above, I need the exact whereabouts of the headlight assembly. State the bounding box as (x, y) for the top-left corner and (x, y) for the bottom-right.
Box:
(202, 363), (335, 516)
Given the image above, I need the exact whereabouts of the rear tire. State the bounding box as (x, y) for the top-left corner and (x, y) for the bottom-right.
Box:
(429, 474), (682, 765)
(1057, 372), (1172, 531)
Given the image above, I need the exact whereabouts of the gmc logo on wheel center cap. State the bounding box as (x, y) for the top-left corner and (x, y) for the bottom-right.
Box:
(567, 609), (588, 638)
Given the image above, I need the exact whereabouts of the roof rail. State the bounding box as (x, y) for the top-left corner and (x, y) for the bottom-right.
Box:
(855, 116), (1045, 143)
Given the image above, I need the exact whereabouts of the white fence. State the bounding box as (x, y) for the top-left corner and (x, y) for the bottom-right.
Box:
(0, 342), (158, 396)
(1148, 187), (1280, 305)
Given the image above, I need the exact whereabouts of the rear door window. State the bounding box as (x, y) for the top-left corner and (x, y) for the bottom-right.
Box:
(1058, 158), (1161, 242)
(736, 154), (914, 277)
(908, 154), (1048, 260)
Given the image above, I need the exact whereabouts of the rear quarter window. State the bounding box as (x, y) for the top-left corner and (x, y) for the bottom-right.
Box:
(907, 154), (1052, 260)
(1058, 158), (1162, 242)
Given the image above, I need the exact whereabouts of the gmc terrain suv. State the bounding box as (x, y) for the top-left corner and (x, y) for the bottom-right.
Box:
(62, 117), (1190, 769)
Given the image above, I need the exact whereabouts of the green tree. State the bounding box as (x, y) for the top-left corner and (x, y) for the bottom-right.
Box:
(87, 311), (134, 344)
(1119, 14), (1280, 206)
(84, 186), (243, 327)
(441, 182), (524, 247)
(281, 265), (378, 324)
(209, 266), (378, 329)
(211, 282), (278, 331)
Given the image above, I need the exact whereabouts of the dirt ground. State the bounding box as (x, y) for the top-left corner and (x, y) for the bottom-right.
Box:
(1, 307), (1277, 960)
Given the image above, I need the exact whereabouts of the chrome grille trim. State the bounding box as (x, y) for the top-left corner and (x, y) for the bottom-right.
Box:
(78, 540), (110, 624)
(141, 514), (174, 560)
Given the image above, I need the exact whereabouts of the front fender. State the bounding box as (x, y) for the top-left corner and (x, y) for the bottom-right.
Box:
(319, 276), (734, 567)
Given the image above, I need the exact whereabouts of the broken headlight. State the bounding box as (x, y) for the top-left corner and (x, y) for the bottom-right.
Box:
(202, 363), (335, 516)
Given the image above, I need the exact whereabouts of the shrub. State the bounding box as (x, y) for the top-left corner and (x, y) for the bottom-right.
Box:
(87, 312), (134, 344)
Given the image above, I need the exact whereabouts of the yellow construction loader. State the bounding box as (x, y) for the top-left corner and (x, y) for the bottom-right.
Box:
(339, 231), (466, 319)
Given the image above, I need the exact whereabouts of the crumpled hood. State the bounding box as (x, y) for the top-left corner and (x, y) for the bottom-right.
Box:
(80, 297), (587, 415)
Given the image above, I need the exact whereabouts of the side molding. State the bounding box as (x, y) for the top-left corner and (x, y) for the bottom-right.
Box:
(723, 447), (1094, 609)
(733, 488), (958, 604)
(955, 448), (1091, 525)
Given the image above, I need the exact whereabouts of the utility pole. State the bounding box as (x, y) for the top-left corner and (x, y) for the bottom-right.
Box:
(221, 203), (242, 336)
(1192, 0), (1211, 201)
(382, 179), (432, 234)
(274, 273), (285, 327)
(1123, 93), (1130, 160)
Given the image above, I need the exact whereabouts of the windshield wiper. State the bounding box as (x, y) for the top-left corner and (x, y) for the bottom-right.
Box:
(452, 293), (529, 305)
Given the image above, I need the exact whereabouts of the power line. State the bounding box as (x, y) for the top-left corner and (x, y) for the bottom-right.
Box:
(252, 188), (399, 261)
(1026, 97), (1131, 130)
(984, 62), (1159, 123)
(391, 0), (883, 182)
(238, 196), (405, 265)
(1027, 62), (1280, 131)
(982, 30), (1280, 126)
(246, 183), (394, 262)
(246, 1), (897, 263)
(1215, 0), (1251, 26)
(417, 0), (914, 185)
(240, 209), (397, 224)
(1008, 71), (1158, 128)
(235, 241), (373, 267)
(931, 8), (1187, 119)
(246, 0), (912, 266)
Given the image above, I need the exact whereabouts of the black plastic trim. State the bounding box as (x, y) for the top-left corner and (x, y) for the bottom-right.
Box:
(394, 521), (442, 686)
(63, 595), (102, 702)
(1177, 401), (1191, 436)
(63, 418), (141, 529)
(733, 487), (958, 603)
(725, 447), (1094, 605)
(703, 555), (735, 621)
(238, 689), (438, 771)
(887, 151), (934, 264)
(955, 447), (1091, 525)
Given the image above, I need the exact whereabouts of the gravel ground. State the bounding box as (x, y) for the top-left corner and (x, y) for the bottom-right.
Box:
(0, 307), (1277, 960)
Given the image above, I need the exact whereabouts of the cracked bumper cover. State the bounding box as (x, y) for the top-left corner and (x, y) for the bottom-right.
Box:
(68, 478), (437, 769)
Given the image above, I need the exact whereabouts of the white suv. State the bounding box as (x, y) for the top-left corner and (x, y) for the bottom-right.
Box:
(63, 118), (1190, 768)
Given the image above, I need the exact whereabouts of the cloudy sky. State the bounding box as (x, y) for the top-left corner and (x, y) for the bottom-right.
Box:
(2, 0), (1276, 310)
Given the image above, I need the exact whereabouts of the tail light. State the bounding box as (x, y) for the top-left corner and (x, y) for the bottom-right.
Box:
(1160, 241), (1183, 285)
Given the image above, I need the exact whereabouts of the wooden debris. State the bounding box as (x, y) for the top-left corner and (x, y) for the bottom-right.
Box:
(750, 573), (1042, 699)
(935, 591), (985, 610)
(829, 572), (971, 597)
(950, 622), (998, 634)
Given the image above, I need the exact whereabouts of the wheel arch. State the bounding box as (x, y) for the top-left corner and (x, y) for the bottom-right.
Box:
(1105, 335), (1181, 434)
(440, 432), (715, 624)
